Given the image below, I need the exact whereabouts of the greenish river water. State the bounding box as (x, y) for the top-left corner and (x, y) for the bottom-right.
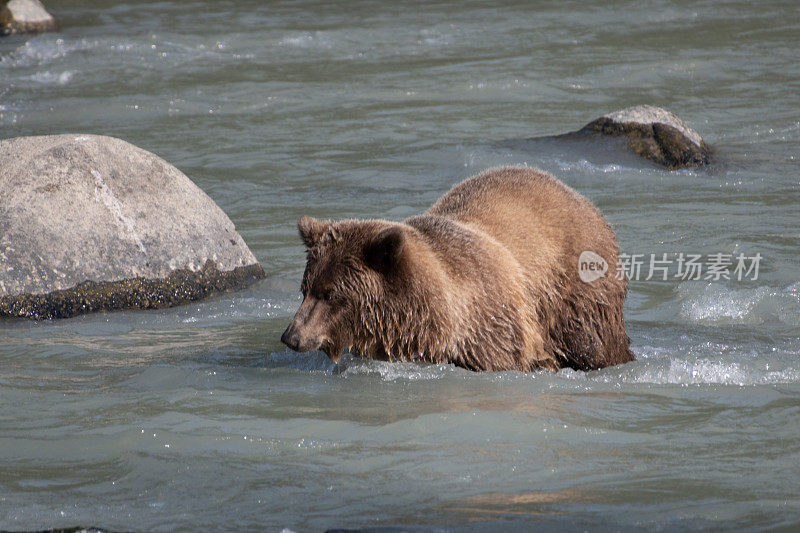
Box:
(1, 1), (799, 531)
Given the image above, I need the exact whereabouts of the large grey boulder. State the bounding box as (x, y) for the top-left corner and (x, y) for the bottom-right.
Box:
(0, 134), (265, 319)
(568, 105), (712, 169)
(0, 0), (57, 36)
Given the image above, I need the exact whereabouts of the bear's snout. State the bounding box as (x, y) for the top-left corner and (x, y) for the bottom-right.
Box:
(280, 326), (301, 352)
(281, 321), (324, 353)
(282, 297), (337, 355)
(281, 324), (318, 352)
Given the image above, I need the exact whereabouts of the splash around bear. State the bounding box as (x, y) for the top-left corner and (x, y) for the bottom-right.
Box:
(281, 166), (634, 371)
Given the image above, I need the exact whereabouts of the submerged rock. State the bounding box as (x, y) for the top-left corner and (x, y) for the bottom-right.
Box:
(0, 0), (58, 36)
(568, 105), (712, 169)
(0, 134), (266, 319)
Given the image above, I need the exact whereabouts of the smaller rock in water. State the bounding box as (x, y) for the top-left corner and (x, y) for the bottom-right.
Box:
(0, 134), (266, 320)
(572, 105), (712, 169)
(0, 0), (58, 35)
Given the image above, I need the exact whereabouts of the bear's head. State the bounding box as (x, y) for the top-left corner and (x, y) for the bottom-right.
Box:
(281, 215), (407, 362)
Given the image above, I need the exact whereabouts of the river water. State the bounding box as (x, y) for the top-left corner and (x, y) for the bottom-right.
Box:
(1, 1), (799, 531)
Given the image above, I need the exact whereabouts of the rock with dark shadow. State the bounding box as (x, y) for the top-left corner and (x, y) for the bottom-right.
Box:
(0, 134), (266, 320)
(563, 105), (712, 169)
(0, 0), (58, 35)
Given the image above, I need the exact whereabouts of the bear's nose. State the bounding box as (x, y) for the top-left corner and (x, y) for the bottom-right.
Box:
(281, 326), (300, 351)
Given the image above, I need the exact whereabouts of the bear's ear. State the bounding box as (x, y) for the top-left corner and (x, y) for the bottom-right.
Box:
(297, 216), (329, 248)
(364, 226), (405, 274)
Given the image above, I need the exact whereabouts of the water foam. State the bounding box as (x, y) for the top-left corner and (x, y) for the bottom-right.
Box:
(0, 38), (98, 68)
(340, 358), (463, 381)
(277, 32), (333, 49)
(554, 350), (800, 386)
(261, 340), (800, 386)
(27, 70), (74, 85)
(553, 158), (628, 174)
(261, 351), (471, 381)
(678, 281), (800, 326)
(629, 357), (799, 386)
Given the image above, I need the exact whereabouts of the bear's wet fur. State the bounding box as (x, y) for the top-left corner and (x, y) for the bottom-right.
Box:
(282, 166), (634, 371)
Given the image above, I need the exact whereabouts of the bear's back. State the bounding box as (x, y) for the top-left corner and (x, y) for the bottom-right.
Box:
(426, 166), (617, 286)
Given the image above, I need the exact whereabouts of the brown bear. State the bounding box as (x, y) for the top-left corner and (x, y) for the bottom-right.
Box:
(281, 166), (634, 371)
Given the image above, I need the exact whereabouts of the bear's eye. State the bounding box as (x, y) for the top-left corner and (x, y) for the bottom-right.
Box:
(321, 290), (334, 302)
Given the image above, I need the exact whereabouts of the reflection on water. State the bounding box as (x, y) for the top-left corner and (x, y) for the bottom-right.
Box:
(445, 489), (593, 520)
